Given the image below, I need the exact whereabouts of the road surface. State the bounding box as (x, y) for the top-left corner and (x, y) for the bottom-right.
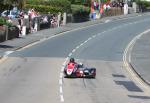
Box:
(0, 14), (150, 103)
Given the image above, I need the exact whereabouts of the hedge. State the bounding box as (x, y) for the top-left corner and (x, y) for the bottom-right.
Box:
(134, 0), (150, 7)
(25, 4), (63, 14)
(26, 0), (71, 13)
(71, 4), (90, 14)
(0, 3), (13, 13)
(0, 17), (12, 27)
(71, 4), (90, 22)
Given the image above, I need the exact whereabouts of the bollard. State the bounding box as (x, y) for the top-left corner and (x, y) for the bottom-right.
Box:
(124, 3), (128, 15)
(22, 26), (26, 36)
(57, 12), (61, 27)
(63, 12), (67, 25)
(4, 25), (8, 41)
(17, 25), (22, 37)
(34, 22), (38, 32)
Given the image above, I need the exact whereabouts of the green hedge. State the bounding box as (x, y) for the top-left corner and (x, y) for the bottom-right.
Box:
(142, 1), (150, 7)
(71, 4), (90, 14)
(25, 4), (62, 13)
(134, 0), (150, 7)
(71, 4), (90, 22)
(26, 0), (71, 13)
(0, 3), (13, 13)
(0, 17), (12, 27)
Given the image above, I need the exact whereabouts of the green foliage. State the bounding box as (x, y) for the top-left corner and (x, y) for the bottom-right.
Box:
(71, 4), (90, 14)
(26, 0), (71, 13)
(0, 17), (12, 27)
(134, 0), (150, 7)
(0, 17), (6, 26)
(0, 3), (11, 12)
(25, 4), (63, 13)
(68, 0), (91, 6)
(71, 4), (90, 22)
(142, 1), (150, 7)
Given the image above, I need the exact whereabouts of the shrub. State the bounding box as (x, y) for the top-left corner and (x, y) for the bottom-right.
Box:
(71, 4), (90, 14)
(26, 0), (71, 13)
(134, 0), (150, 8)
(71, 4), (90, 22)
(25, 4), (63, 14)
(0, 17), (12, 27)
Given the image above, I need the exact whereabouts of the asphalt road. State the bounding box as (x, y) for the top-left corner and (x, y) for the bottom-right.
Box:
(0, 14), (150, 103)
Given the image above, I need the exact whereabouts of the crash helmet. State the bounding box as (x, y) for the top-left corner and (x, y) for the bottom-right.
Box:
(70, 58), (75, 63)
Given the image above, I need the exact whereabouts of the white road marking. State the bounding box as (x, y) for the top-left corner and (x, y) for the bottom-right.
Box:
(4, 51), (14, 56)
(65, 57), (69, 62)
(88, 37), (92, 41)
(80, 43), (84, 46)
(68, 53), (72, 57)
(105, 19), (111, 23)
(76, 46), (80, 49)
(60, 73), (63, 78)
(61, 68), (64, 72)
(123, 29), (150, 92)
(63, 62), (66, 66)
(60, 86), (63, 94)
(72, 49), (76, 53)
(84, 40), (88, 44)
(59, 79), (63, 85)
(60, 95), (64, 102)
(92, 35), (96, 38)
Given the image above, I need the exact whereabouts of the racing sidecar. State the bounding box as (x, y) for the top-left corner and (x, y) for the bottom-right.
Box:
(64, 63), (96, 78)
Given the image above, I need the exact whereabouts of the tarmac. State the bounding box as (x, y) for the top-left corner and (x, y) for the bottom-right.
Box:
(0, 13), (150, 87)
(130, 30), (150, 86)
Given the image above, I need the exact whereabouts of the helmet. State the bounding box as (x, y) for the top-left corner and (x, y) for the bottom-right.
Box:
(70, 58), (75, 63)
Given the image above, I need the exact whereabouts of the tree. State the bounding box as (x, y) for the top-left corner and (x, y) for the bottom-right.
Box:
(69, 0), (91, 6)
(3, 0), (26, 9)
(17, 0), (26, 9)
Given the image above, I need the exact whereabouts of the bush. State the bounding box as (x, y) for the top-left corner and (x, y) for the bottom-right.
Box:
(71, 4), (90, 22)
(26, 0), (71, 13)
(25, 4), (62, 14)
(0, 17), (12, 27)
(142, 1), (150, 8)
(134, 0), (150, 7)
(71, 4), (90, 14)
(0, 3), (13, 13)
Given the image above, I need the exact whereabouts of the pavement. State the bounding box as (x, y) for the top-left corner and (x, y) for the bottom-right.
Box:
(0, 12), (150, 87)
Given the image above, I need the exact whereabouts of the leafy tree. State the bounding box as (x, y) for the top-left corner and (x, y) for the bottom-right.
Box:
(68, 0), (91, 6)
(26, 0), (71, 13)
(2, 0), (26, 9)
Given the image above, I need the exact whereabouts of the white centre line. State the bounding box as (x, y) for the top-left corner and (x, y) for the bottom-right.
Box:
(60, 73), (63, 78)
(4, 51), (14, 56)
(68, 53), (72, 57)
(72, 49), (76, 53)
(60, 86), (63, 94)
(59, 79), (63, 85)
(60, 95), (64, 102)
